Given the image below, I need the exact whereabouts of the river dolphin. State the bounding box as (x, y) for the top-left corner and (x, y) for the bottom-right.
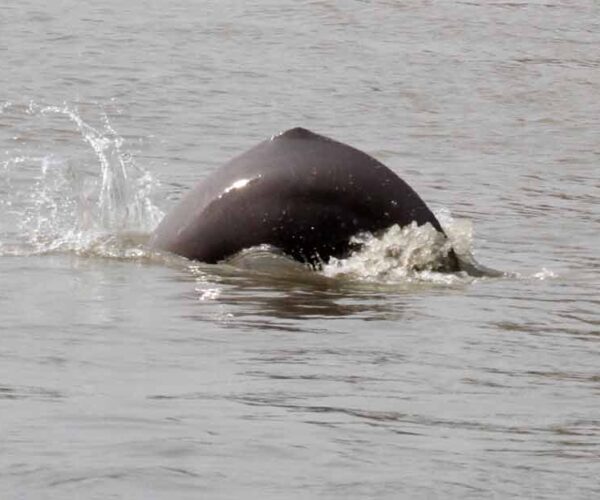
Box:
(150, 127), (467, 271)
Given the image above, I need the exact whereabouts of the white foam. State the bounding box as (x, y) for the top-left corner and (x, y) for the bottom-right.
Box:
(321, 221), (466, 284)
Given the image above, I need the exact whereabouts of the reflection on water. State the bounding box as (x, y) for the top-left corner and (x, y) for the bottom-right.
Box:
(182, 257), (465, 326)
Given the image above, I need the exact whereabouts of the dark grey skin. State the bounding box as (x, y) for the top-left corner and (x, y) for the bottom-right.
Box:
(151, 127), (467, 271)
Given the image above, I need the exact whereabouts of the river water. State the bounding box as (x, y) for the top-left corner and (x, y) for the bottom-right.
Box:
(1, 1), (599, 498)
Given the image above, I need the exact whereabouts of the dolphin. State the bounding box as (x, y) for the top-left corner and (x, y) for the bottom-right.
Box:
(150, 127), (493, 274)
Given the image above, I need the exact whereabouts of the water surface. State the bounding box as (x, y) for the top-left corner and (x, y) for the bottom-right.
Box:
(1, 1), (599, 498)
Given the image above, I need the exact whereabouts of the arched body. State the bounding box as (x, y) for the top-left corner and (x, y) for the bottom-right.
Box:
(150, 127), (459, 269)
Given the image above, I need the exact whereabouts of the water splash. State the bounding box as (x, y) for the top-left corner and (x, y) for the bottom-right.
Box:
(0, 102), (163, 257)
(321, 221), (465, 285)
(435, 207), (474, 256)
(320, 208), (498, 284)
(319, 208), (552, 284)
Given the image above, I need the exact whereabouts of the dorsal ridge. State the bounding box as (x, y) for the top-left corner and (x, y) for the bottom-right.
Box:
(276, 127), (320, 140)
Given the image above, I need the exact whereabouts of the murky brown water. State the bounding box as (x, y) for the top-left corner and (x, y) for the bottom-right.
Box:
(1, 1), (599, 498)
